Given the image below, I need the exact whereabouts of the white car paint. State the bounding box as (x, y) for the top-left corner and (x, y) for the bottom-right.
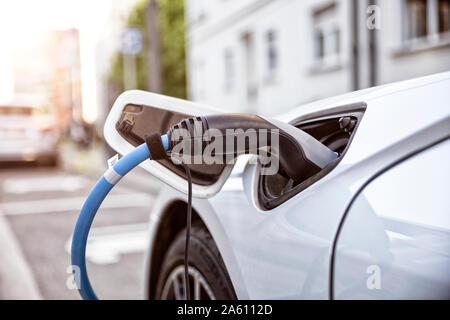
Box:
(109, 73), (450, 299)
(334, 139), (450, 299)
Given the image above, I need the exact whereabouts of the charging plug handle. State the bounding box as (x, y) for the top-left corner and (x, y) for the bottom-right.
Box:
(166, 114), (338, 182)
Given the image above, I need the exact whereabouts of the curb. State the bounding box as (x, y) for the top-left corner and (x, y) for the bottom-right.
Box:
(0, 212), (41, 299)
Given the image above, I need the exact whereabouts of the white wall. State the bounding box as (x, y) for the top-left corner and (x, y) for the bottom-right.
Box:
(185, 0), (450, 116)
(376, 0), (450, 84)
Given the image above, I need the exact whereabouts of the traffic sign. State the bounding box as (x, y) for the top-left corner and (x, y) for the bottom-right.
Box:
(120, 28), (142, 56)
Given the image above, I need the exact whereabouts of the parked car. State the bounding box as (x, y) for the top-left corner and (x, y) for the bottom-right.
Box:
(0, 95), (59, 165)
(106, 72), (450, 299)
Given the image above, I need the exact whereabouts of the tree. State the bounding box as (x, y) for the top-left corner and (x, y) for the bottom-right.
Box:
(108, 0), (186, 99)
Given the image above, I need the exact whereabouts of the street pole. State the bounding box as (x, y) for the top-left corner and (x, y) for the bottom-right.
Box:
(146, 0), (162, 93)
(351, 0), (359, 91)
(123, 55), (137, 90)
(120, 28), (142, 91)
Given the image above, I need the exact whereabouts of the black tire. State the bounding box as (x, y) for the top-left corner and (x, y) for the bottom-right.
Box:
(155, 222), (236, 300)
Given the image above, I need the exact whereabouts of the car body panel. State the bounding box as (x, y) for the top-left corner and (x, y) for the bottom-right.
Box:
(144, 72), (450, 299)
(334, 139), (450, 299)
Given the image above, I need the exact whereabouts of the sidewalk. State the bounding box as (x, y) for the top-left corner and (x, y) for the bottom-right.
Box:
(0, 212), (41, 299)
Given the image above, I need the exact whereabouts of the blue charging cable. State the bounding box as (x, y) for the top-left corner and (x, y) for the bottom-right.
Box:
(71, 135), (169, 300)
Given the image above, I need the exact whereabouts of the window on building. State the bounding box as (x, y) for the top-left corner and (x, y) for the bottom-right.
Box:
(333, 27), (341, 53)
(224, 49), (234, 91)
(405, 0), (429, 39)
(404, 0), (450, 41)
(195, 60), (206, 101)
(266, 30), (279, 78)
(315, 30), (325, 59)
(197, 0), (207, 21)
(188, 0), (208, 23)
(312, 2), (341, 64)
(438, 0), (450, 33)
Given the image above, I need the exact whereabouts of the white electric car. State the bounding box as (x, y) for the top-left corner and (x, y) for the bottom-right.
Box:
(105, 72), (450, 300)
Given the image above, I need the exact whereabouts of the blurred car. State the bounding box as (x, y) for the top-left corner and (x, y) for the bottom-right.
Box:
(0, 95), (59, 165)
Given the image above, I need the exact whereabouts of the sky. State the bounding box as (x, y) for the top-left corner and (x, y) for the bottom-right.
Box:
(0, 0), (129, 123)
(0, 0), (112, 47)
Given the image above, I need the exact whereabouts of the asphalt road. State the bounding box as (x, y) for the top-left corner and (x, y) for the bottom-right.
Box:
(0, 162), (161, 300)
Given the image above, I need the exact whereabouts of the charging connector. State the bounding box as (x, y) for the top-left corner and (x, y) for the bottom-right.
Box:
(72, 113), (337, 300)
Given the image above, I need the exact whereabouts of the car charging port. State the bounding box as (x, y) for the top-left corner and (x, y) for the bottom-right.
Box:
(259, 105), (365, 209)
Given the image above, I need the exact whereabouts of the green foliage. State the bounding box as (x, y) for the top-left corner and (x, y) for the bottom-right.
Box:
(158, 0), (186, 98)
(109, 0), (186, 99)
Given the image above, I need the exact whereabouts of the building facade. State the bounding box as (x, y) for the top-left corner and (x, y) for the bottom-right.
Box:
(10, 29), (82, 132)
(185, 0), (450, 115)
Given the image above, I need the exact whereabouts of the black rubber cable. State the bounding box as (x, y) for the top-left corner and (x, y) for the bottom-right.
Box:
(182, 163), (192, 300)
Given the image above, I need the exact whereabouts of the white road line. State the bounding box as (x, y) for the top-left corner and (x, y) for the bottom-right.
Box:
(0, 213), (42, 299)
(1, 193), (154, 215)
(1, 174), (138, 195)
(65, 223), (149, 265)
(2, 175), (90, 194)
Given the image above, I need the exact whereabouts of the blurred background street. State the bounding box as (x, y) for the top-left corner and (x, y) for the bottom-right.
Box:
(0, 148), (161, 299)
(0, 0), (449, 299)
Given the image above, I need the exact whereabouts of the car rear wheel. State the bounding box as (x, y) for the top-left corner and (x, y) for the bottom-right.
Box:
(155, 222), (236, 300)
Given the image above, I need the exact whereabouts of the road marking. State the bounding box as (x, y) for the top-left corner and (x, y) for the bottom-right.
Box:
(0, 193), (153, 215)
(65, 223), (149, 265)
(2, 175), (90, 194)
(0, 212), (42, 299)
(1, 174), (137, 194)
